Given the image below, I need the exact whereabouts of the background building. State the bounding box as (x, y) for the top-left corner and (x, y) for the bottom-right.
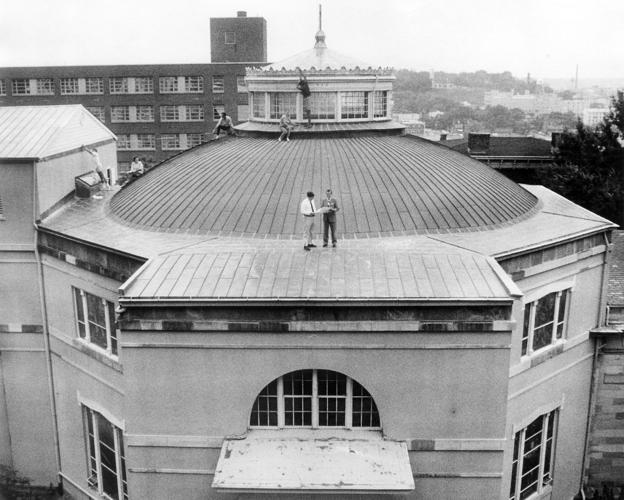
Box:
(0, 12), (266, 173)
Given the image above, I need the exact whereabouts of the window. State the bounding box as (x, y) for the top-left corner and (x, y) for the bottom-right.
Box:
(252, 92), (266, 119)
(250, 369), (380, 429)
(509, 410), (557, 500)
(341, 91), (368, 119)
(85, 77), (104, 94)
(134, 76), (153, 93)
(135, 105), (154, 122)
(187, 133), (204, 148)
(109, 77), (129, 94)
(212, 76), (224, 93)
(116, 135), (131, 150)
(11, 79), (30, 95)
(159, 77), (178, 93)
(225, 32), (236, 44)
(161, 134), (182, 150)
(35, 79), (54, 95)
(237, 75), (247, 93)
(522, 289), (570, 356)
(86, 106), (105, 123)
(83, 406), (128, 500)
(269, 92), (297, 119)
(213, 105), (224, 121)
(159, 105), (180, 122)
(0, 79), (5, 96)
(185, 76), (203, 93)
(309, 92), (336, 120)
(110, 106), (130, 122)
(136, 134), (155, 150)
(73, 287), (118, 356)
(186, 105), (204, 121)
(373, 91), (387, 118)
(60, 78), (79, 94)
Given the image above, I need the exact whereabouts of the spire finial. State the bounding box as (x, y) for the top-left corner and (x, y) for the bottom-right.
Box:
(314, 3), (326, 48)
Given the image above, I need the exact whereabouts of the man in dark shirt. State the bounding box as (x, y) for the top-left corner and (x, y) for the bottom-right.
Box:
(297, 72), (312, 128)
(321, 188), (340, 247)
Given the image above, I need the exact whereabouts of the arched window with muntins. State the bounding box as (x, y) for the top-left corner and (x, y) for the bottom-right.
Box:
(250, 369), (381, 429)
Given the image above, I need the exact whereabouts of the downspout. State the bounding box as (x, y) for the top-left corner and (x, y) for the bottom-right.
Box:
(579, 231), (612, 493)
(33, 160), (62, 490)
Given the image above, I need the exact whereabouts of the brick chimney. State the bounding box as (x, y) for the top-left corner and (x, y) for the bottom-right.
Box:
(467, 133), (490, 154)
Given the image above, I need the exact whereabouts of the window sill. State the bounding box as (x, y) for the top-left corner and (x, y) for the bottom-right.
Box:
(72, 338), (122, 372)
(511, 341), (566, 376)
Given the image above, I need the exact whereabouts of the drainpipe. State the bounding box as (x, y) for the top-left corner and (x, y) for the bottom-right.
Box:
(32, 160), (62, 490)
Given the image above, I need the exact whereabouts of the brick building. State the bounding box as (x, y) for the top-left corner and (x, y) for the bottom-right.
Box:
(0, 12), (266, 173)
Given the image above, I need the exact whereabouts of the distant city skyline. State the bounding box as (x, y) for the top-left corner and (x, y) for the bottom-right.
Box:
(1, 0), (623, 82)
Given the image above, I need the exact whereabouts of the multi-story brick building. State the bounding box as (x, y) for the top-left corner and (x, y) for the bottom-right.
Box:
(0, 11), (266, 173)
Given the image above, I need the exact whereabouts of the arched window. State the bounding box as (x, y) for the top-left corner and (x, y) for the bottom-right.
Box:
(250, 369), (380, 429)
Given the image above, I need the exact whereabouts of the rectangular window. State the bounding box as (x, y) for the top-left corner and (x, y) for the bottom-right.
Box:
(317, 370), (346, 427)
(213, 105), (224, 121)
(111, 106), (130, 122)
(341, 91), (368, 119)
(237, 75), (247, 93)
(86, 106), (106, 123)
(159, 105), (180, 122)
(36, 78), (54, 95)
(509, 410), (557, 500)
(83, 406), (128, 500)
(186, 105), (204, 121)
(73, 287), (118, 356)
(11, 79), (31, 95)
(252, 93), (266, 119)
(109, 77), (129, 94)
(116, 135), (131, 150)
(135, 105), (154, 122)
(186, 133), (204, 148)
(309, 92), (336, 120)
(185, 76), (203, 93)
(160, 134), (182, 150)
(212, 76), (224, 93)
(85, 77), (104, 94)
(373, 91), (387, 118)
(136, 134), (155, 150)
(283, 370), (313, 426)
(225, 32), (236, 44)
(60, 78), (80, 95)
(159, 77), (178, 93)
(522, 289), (570, 356)
(0, 79), (6, 96)
(134, 76), (153, 93)
(269, 92), (297, 120)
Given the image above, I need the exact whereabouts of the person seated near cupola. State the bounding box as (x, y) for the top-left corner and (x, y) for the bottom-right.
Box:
(279, 113), (295, 142)
(297, 70), (312, 128)
(212, 112), (235, 139)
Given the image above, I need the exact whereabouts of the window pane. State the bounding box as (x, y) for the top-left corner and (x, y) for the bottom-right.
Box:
(269, 93), (297, 119)
(373, 91), (387, 118)
(134, 76), (153, 93)
(352, 380), (380, 427)
(74, 288), (86, 339)
(556, 290), (568, 339)
(107, 301), (117, 355)
(341, 91), (368, 119)
(534, 293), (555, 330)
(86, 293), (107, 350)
(309, 92), (336, 120)
(252, 93), (266, 119)
(97, 416), (119, 499)
(250, 380), (278, 426)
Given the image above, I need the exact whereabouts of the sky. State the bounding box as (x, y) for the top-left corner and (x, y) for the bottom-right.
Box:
(1, 0), (623, 82)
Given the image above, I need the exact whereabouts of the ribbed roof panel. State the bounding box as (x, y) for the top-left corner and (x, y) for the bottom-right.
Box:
(109, 135), (538, 237)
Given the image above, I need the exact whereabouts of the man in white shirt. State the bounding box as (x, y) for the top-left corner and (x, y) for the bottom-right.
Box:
(300, 191), (319, 251)
(130, 156), (144, 177)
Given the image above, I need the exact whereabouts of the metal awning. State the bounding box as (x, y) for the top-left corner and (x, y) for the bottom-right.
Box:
(212, 430), (414, 494)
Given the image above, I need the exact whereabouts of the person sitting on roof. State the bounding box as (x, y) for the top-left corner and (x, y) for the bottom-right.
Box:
(279, 113), (295, 142)
(130, 156), (145, 177)
(297, 71), (312, 129)
(212, 112), (235, 139)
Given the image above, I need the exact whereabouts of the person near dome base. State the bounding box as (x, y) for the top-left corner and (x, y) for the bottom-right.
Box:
(321, 188), (340, 247)
(297, 70), (312, 128)
(300, 191), (326, 251)
(130, 156), (144, 177)
(279, 113), (295, 142)
(212, 112), (235, 139)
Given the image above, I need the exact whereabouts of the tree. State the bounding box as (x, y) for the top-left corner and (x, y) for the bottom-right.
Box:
(538, 91), (624, 224)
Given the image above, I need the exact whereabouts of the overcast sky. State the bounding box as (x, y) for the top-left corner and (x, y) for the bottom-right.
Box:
(1, 0), (622, 81)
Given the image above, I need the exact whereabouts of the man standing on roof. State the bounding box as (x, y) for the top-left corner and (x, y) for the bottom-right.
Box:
(82, 145), (109, 188)
(301, 191), (322, 251)
(321, 188), (340, 247)
(297, 70), (312, 128)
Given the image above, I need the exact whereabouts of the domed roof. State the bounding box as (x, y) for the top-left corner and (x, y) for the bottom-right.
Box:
(264, 46), (375, 72)
(110, 135), (538, 237)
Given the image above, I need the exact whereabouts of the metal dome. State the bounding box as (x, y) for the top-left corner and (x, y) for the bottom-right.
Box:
(109, 134), (538, 237)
